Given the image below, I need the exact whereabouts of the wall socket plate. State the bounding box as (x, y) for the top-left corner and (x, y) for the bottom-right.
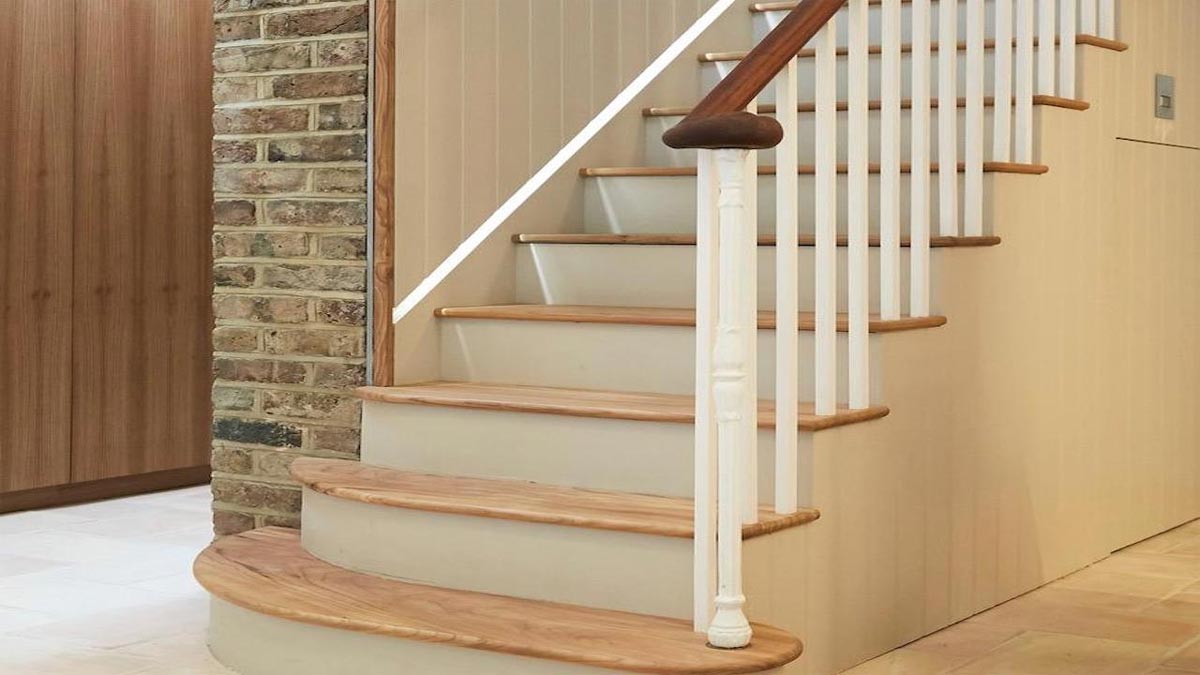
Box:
(1156, 74), (1176, 120)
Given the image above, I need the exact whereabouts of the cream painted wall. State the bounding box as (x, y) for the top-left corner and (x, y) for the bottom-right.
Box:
(393, 0), (714, 298)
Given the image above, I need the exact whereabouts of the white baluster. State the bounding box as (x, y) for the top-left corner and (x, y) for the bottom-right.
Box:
(1039, 0), (1057, 95)
(693, 150), (719, 634)
(741, 104), (759, 526)
(814, 19), (838, 416)
(848, 0), (870, 410)
(1060, 0), (1077, 99)
(774, 60), (799, 515)
(880, 0), (902, 320)
(994, 0), (1015, 162)
(1015, 0), (1035, 163)
(965, 0), (985, 236)
(910, 0), (932, 318)
(1080, 0), (1097, 35)
(1099, 0), (1115, 40)
(938, 0), (959, 236)
(707, 147), (754, 650)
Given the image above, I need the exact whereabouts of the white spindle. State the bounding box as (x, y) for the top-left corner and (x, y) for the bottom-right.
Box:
(741, 104), (759, 526)
(814, 20), (838, 415)
(993, 0), (1015, 162)
(1080, 0), (1097, 34)
(774, 60), (799, 515)
(1059, 0), (1077, 99)
(910, 0), (931, 318)
(938, 0), (959, 236)
(1038, 0), (1057, 95)
(1099, 0), (1115, 40)
(848, 0), (870, 409)
(880, 0), (902, 320)
(693, 150), (719, 633)
(965, 0), (985, 236)
(707, 147), (754, 650)
(1015, 0), (1035, 163)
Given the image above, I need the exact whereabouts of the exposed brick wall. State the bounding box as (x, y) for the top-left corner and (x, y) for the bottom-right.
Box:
(211, 0), (369, 535)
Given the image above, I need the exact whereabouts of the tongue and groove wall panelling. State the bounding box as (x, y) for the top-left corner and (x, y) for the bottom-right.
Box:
(0, 0), (75, 495)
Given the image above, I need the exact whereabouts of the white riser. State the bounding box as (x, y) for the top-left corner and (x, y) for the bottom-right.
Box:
(210, 599), (646, 675)
(361, 401), (812, 502)
(753, 1), (1000, 47)
(439, 318), (876, 402)
(515, 244), (931, 315)
(707, 48), (1063, 104)
(583, 173), (995, 234)
(301, 489), (696, 618)
(645, 107), (998, 166)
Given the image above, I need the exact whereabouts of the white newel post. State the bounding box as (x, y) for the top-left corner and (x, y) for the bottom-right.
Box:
(707, 147), (754, 650)
(693, 151), (719, 633)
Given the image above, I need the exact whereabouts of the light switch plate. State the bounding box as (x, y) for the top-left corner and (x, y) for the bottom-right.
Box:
(1156, 74), (1176, 120)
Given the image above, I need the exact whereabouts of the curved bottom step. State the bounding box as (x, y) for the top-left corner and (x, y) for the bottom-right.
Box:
(197, 528), (801, 675)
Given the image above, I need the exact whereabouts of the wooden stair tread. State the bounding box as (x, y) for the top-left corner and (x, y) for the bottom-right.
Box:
(581, 162), (1049, 177)
(291, 457), (819, 539)
(435, 304), (948, 333)
(701, 35), (1127, 61)
(195, 528), (805, 675)
(644, 95), (1088, 116)
(358, 382), (890, 432)
(513, 233), (1002, 248)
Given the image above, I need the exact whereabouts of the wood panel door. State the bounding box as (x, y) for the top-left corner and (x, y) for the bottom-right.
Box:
(72, 0), (214, 482)
(0, 0), (76, 493)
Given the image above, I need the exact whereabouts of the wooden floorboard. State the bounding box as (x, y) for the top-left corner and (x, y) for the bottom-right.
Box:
(358, 382), (890, 432)
(196, 528), (805, 675)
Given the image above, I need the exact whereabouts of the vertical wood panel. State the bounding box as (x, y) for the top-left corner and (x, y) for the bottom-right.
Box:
(373, 0), (397, 386)
(395, 0), (429, 295)
(72, 0), (213, 482)
(497, 0), (533, 197)
(561, 0), (595, 136)
(425, 0), (465, 250)
(0, 0), (75, 493)
(530, 1), (565, 163)
(463, 0), (500, 228)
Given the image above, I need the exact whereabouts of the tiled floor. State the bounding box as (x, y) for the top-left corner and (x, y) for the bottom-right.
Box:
(0, 486), (231, 674)
(841, 519), (1200, 674)
(2, 488), (1200, 674)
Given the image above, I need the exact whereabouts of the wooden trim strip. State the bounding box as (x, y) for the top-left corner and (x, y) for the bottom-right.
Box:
(291, 458), (819, 540)
(357, 382), (890, 432)
(513, 233), (1003, 247)
(370, 0), (396, 387)
(702, 35), (1126, 62)
(434, 305), (948, 334)
(195, 528), (806, 675)
(580, 161), (1050, 177)
(644, 95), (1088, 117)
(0, 466), (210, 515)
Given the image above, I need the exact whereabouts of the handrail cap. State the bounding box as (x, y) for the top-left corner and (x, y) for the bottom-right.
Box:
(662, 111), (784, 150)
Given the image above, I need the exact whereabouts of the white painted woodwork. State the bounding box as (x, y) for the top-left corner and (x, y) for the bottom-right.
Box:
(814, 20), (839, 416)
(741, 139), (761, 526)
(993, 0), (1015, 162)
(910, 0), (933, 318)
(693, 150), (719, 632)
(1099, 0), (1115, 39)
(848, 0), (872, 410)
(774, 62), (800, 514)
(1038, 0), (1057, 95)
(1079, 0), (1097, 34)
(879, 0), (903, 321)
(1059, 0), (1077, 99)
(938, 0), (961, 236)
(707, 148), (754, 649)
(965, 0), (986, 235)
(1014, 0), (1036, 162)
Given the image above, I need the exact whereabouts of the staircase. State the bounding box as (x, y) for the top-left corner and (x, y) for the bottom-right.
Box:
(196, 0), (1134, 673)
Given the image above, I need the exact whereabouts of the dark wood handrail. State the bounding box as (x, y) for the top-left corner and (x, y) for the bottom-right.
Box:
(662, 0), (848, 150)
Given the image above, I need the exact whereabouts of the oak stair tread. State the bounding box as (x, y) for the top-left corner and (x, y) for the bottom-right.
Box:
(644, 95), (1088, 116)
(514, 233), (1002, 247)
(291, 457), (819, 539)
(701, 34), (1127, 61)
(580, 162), (1049, 177)
(358, 382), (890, 432)
(435, 304), (948, 333)
(195, 528), (805, 675)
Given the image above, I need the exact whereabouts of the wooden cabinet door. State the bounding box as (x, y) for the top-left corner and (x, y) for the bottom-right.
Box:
(0, 0), (76, 493)
(72, 0), (213, 482)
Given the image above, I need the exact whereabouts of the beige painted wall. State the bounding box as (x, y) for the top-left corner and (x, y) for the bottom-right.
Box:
(394, 0), (715, 297)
